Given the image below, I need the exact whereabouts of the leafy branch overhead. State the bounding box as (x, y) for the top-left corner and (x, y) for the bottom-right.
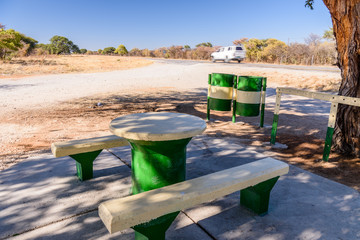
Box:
(305, 0), (314, 9)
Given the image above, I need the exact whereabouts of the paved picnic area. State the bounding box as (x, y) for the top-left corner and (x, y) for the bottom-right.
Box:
(1, 135), (359, 240)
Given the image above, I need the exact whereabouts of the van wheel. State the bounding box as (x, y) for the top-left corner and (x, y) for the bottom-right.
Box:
(224, 56), (229, 63)
(211, 56), (215, 62)
(237, 60), (242, 63)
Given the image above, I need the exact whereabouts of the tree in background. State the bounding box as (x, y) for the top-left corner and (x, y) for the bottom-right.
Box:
(233, 38), (248, 45)
(233, 35), (335, 65)
(195, 42), (213, 47)
(129, 48), (141, 56)
(152, 47), (166, 58)
(0, 28), (37, 59)
(304, 33), (322, 65)
(80, 49), (87, 54)
(305, 33), (322, 46)
(262, 39), (287, 63)
(102, 47), (116, 55)
(192, 45), (213, 60)
(0, 29), (22, 59)
(48, 35), (80, 54)
(85, 50), (96, 55)
(141, 48), (151, 57)
(306, 0), (360, 156)
(167, 46), (184, 59)
(115, 44), (128, 56)
(323, 27), (335, 41)
(316, 41), (336, 65)
(183, 45), (191, 59)
(19, 34), (38, 56)
(244, 38), (267, 62)
(287, 43), (310, 64)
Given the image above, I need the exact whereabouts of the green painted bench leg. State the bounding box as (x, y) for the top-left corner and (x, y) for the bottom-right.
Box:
(133, 212), (178, 240)
(70, 150), (102, 181)
(135, 230), (165, 240)
(240, 176), (280, 215)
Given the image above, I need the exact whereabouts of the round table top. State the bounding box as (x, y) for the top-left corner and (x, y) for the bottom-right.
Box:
(109, 112), (207, 141)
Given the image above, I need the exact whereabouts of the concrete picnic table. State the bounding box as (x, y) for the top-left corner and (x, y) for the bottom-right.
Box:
(109, 112), (206, 240)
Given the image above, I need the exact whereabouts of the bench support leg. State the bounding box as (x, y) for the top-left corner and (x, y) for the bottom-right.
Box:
(240, 176), (280, 215)
(70, 150), (102, 181)
(133, 212), (178, 240)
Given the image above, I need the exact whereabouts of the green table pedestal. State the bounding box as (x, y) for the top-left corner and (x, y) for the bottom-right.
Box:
(128, 138), (192, 240)
(109, 112), (206, 239)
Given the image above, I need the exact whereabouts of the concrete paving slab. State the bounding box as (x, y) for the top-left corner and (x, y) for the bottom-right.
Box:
(183, 165), (360, 240)
(1, 135), (359, 239)
(10, 211), (212, 240)
(0, 148), (132, 239)
(112, 135), (360, 239)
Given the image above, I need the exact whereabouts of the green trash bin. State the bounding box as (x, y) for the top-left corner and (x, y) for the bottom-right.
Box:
(233, 76), (267, 126)
(207, 73), (236, 120)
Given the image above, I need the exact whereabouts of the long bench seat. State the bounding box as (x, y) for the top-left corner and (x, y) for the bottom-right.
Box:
(99, 157), (289, 235)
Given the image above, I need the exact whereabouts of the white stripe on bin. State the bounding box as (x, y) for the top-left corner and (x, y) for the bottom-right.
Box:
(236, 90), (261, 104)
(208, 85), (233, 100)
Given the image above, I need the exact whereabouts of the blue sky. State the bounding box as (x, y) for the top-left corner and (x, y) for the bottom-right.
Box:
(0, 0), (332, 51)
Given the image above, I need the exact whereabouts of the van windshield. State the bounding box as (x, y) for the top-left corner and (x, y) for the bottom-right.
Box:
(236, 47), (243, 50)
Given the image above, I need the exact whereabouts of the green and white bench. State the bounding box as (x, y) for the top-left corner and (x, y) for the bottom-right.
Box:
(99, 157), (289, 236)
(51, 135), (128, 181)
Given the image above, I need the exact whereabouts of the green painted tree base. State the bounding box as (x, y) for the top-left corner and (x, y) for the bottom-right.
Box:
(240, 176), (280, 215)
(70, 150), (102, 181)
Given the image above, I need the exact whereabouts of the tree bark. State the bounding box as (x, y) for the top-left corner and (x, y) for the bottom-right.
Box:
(322, 0), (360, 156)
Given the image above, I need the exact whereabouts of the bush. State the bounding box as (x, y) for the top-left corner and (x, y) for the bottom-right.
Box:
(115, 44), (128, 56)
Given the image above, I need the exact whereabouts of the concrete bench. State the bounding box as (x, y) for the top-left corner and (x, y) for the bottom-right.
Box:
(99, 157), (289, 236)
(51, 135), (128, 181)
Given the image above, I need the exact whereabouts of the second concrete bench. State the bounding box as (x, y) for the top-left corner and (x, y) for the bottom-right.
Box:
(51, 135), (128, 181)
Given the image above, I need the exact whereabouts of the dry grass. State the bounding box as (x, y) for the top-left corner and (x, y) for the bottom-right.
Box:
(0, 55), (153, 78)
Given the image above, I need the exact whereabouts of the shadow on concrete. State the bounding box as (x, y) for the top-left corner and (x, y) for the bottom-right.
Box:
(0, 150), (132, 239)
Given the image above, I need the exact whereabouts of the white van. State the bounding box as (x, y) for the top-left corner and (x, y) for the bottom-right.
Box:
(211, 45), (246, 63)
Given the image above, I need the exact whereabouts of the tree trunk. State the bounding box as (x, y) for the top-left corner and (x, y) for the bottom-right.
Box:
(323, 0), (360, 156)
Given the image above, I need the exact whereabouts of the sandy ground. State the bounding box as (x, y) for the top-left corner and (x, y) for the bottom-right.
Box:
(0, 55), (153, 78)
(1, 59), (359, 191)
